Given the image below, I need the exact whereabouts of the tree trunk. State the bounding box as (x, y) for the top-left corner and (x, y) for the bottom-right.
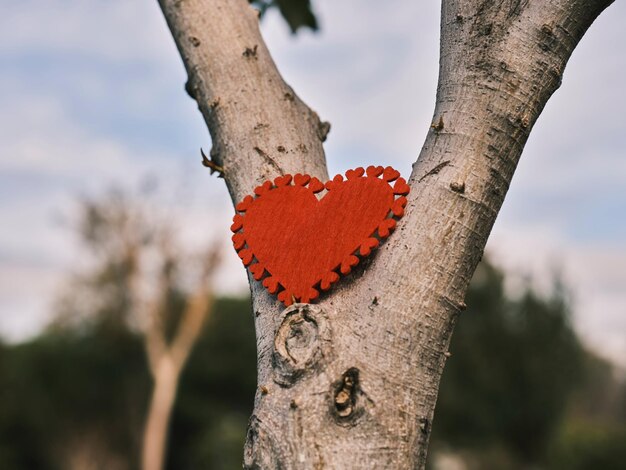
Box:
(142, 357), (181, 470)
(157, 0), (614, 468)
(140, 252), (216, 470)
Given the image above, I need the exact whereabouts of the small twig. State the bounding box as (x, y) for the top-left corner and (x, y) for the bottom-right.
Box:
(430, 116), (444, 132)
(200, 148), (224, 177)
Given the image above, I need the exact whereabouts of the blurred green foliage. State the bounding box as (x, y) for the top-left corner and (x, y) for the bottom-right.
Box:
(0, 326), (149, 469)
(427, 262), (626, 469)
(431, 263), (585, 466)
(548, 421), (626, 470)
(0, 297), (256, 470)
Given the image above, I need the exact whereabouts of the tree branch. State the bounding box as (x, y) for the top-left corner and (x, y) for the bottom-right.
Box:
(144, 238), (175, 376)
(169, 248), (218, 368)
(158, 0), (329, 203)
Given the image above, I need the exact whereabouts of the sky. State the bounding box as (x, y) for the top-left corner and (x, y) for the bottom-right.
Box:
(0, 0), (624, 368)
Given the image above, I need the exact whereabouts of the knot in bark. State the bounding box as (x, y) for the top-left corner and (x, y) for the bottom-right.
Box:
(272, 303), (332, 387)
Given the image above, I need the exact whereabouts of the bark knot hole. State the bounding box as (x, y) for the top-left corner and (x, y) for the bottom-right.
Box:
(331, 367), (364, 425)
(450, 181), (465, 193)
(285, 315), (317, 363)
(243, 44), (258, 59)
(272, 303), (332, 387)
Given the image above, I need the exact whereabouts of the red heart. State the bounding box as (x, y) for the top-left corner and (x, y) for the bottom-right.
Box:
(231, 166), (409, 306)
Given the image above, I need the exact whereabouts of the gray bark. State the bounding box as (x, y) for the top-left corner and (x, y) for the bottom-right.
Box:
(157, 0), (614, 468)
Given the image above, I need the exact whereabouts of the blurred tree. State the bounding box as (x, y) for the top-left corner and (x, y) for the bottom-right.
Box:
(429, 262), (626, 469)
(432, 262), (583, 465)
(546, 351), (626, 470)
(54, 189), (220, 470)
(568, 351), (626, 427)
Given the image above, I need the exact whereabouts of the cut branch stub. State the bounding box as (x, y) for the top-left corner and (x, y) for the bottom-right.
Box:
(231, 166), (409, 306)
(272, 303), (332, 387)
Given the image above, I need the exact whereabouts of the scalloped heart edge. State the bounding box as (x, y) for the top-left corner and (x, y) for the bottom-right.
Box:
(231, 165), (410, 306)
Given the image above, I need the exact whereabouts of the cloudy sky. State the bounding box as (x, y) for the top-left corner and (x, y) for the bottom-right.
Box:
(1, 0), (624, 367)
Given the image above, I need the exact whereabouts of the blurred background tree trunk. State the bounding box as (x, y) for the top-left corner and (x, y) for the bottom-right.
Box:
(43, 188), (222, 470)
(140, 248), (219, 470)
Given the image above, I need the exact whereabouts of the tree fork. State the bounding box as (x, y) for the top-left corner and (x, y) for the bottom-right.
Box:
(158, 0), (614, 468)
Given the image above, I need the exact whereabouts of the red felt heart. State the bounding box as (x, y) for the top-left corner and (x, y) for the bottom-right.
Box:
(231, 166), (409, 306)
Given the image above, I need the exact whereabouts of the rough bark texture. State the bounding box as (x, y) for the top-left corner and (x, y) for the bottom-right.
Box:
(158, 0), (613, 468)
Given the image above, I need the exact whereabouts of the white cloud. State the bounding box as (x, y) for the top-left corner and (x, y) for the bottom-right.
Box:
(0, 95), (142, 180)
(0, 262), (63, 339)
(0, 0), (176, 65)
